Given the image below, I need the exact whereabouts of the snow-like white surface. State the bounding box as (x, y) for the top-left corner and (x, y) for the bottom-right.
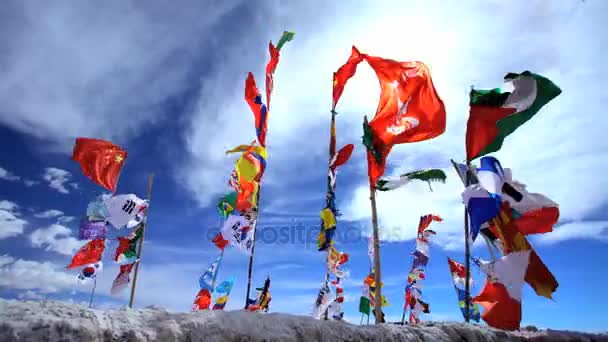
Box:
(0, 299), (606, 342)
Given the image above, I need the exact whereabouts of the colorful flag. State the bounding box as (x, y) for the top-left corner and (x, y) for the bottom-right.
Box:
(475, 250), (530, 301)
(264, 31), (294, 110)
(212, 276), (235, 310)
(67, 239), (105, 269)
(110, 262), (136, 295)
(329, 144), (354, 170)
(376, 169), (446, 191)
(332, 46), (364, 111)
(473, 279), (522, 330)
(217, 192), (237, 218)
(456, 288), (481, 323)
(114, 225), (142, 265)
(214, 213), (255, 254)
(327, 246), (349, 278)
(103, 194), (148, 229)
(491, 202), (558, 299)
(76, 261), (103, 283)
(72, 138), (127, 193)
(199, 254), (223, 291)
(78, 217), (108, 240)
(193, 289), (212, 311)
(466, 71), (561, 161)
(362, 53), (446, 185)
(245, 73), (269, 147)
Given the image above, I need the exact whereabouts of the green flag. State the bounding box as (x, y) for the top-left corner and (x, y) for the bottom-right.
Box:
(359, 296), (370, 315)
(466, 71), (561, 161)
(276, 31), (295, 51)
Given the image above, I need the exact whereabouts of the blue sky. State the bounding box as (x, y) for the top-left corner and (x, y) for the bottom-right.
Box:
(1, 0), (607, 333)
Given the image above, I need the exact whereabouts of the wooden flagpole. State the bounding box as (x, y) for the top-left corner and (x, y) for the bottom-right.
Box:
(128, 173), (155, 309)
(244, 190), (261, 309)
(363, 115), (384, 325)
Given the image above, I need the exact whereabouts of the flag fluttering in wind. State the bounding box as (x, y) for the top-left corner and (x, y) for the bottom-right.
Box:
(403, 214), (441, 324)
(78, 217), (108, 240)
(212, 212), (256, 254)
(462, 156), (504, 241)
(67, 239), (105, 269)
(332, 46), (364, 111)
(77, 261), (103, 283)
(102, 194), (148, 229)
(199, 254), (223, 292)
(114, 225), (142, 265)
(226, 142), (266, 212)
(110, 262), (136, 295)
(447, 257), (480, 322)
(361, 53), (446, 185)
(466, 71), (561, 161)
(246, 32), (295, 146)
(213, 276), (235, 310)
(376, 169), (446, 191)
(248, 276), (271, 312)
(72, 138), (127, 193)
(193, 289), (212, 311)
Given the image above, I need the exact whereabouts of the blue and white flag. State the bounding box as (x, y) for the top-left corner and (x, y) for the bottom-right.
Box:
(199, 254), (223, 291)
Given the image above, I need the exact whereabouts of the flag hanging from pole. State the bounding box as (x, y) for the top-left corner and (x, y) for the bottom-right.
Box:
(67, 239), (105, 269)
(332, 46), (364, 111)
(360, 52), (446, 185)
(466, 71), (561, 161)
(110, 262), (136, 295)
(72, 138), (127, 193)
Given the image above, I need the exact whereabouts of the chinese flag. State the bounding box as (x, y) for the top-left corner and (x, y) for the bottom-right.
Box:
(67, 239), (105, 269)
(72, 138), (127, 193)
(362, 53), (446, 185)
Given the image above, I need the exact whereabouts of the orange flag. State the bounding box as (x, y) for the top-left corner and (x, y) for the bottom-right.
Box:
(67, 239), (105, 269)
(360, 52), (446, 185)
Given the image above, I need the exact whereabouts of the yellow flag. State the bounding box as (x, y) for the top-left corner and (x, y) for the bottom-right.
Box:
(320, 208), (336, 229)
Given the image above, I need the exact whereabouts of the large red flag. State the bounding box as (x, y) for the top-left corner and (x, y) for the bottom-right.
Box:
(361, 52), (446, 185)
(67, 239), (105, 269)
(265, 42), (280, 110)
(72, 138), (127, 193)
(473, 279), (522, 331)
(332, 46), (364, 111)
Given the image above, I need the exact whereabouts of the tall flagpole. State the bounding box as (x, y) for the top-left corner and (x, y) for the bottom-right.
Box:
(244, 190), (261, 309)
(363, 115), (383, 325)
(463, 162), (472, 322)
(88, 278), (97, 308)
(323, 107), (338, 320)
(128, 173), (155, 309)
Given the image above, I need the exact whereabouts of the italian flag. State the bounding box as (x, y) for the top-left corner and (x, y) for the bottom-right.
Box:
(466, 71), (561, 161)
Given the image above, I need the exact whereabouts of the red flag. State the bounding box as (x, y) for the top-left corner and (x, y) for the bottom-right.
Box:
(362, 54), (446, 185)
(244, 73), (269, 147)
(110, 262), (136, 295)
(473, 279), (522, 331)
(67, 239), (105, 269)
(72, 138), (127, 193)
(447, 257), (466, 279)
(417, 214), (443, 234)
(330, 144), (354, 170)
(193, 289), (212, 311)
(212, 232), (229, 250)
(265, 42), (280, 110)
(332, 46), (364, 111)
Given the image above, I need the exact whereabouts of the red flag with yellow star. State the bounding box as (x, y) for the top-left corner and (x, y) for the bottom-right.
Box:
(72, 138), (127, 193)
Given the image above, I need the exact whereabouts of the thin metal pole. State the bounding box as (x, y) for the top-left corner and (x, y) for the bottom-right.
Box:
(211, 249), (225, 299)
(244, 190), (261, 309)
(88, 278), (97, 308)
(464, 162), (471, 323)
(128, 173), (155, 308)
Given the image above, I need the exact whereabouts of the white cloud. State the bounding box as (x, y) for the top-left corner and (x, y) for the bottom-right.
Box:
(43, 167), (72, 194)
(23, 180), (39, 187)
(0, 254), (82, 293)
(0, 200), (27, 239)
(532, 221), (608, 245)
(17, 290), (46, 301)
(0, 166), (20, 182)
(34, 209), (64, 219)
(0, 0), (253, 153)
(29, 224), (82, 256)
(58, 216), (76, 224)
